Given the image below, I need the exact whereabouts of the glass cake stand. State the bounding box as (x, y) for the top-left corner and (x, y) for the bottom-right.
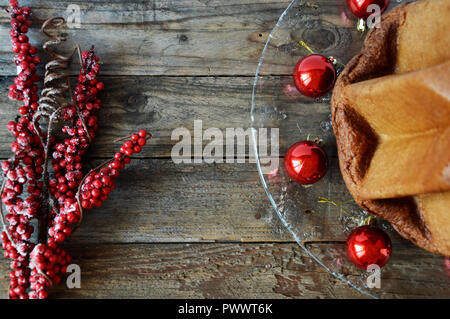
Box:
(250, 0), (449, 298)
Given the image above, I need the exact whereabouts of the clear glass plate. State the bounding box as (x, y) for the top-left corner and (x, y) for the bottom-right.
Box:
(251, 0), (449, 298)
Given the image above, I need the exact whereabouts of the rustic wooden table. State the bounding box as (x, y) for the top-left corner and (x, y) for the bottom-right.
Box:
(0, 0), (448, 299)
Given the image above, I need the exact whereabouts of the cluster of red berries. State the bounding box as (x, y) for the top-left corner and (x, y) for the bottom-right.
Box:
(1, 1), (46, 299)
(27, 243), (71, 299)
(5, 256), (31, 299)
(1, 0), (150, 299)
(48, 46), (104, 244)
(8, 0), (41, 114)
(80, 130), (149, 210)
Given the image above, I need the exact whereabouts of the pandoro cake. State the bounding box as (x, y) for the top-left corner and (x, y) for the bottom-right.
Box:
(331, 0), (450, 256)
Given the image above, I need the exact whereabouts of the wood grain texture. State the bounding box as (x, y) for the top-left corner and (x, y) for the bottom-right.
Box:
(0, 243), (367, 299)
(64, 159), (414, 244)
(0, 0), (361, 76)
(0, 75), (335, 158)
(69, 159), (292, 243)
(0, 0), (446, 299)
(1, 243), (447, 299)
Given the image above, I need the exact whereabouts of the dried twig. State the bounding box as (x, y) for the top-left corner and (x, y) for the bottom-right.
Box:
(36, 17), (74, 243)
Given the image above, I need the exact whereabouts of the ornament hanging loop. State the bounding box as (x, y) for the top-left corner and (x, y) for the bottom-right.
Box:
(298, 41), (315, 54)
(357, 18), (367, 34)
(359, 214), (377, 227)
(306, 133), (323, 145)
(327, 56), (346, 68)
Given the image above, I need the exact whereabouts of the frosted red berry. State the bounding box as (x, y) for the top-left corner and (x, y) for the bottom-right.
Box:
(293, 54), (336, 98)
(2, 1), (150, 300)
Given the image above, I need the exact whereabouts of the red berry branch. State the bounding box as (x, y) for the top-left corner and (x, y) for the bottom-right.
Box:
(78, 130), (150, 214)
(1, 1), (151, 299)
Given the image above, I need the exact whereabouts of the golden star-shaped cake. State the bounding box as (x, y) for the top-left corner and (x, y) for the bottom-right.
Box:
(331, 0), (450, 256)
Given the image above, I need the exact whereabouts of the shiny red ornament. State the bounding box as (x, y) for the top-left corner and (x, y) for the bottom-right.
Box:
(293, 54), (336, 98)
(444, 257), (450, 277)
(346, 225), (392, 270)
(346, 0), (389, 19)
(284, 140), (328, 185)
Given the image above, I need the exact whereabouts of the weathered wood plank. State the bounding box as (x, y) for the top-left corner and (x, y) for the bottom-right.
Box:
(0, 0), (446, 300)
(0, 73), (428, 247)
(1, 157), (444, 298)
(57, 159), (423, 245)
(0, 243), (366, 299)
(2, 243), (447, 299)
(0, 0), (362, 76)
(0, 75), (336, 158)
(68, 159), (292, 243)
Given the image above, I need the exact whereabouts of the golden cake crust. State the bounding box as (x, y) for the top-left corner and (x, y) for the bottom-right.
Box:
(331, 1), (450, 256)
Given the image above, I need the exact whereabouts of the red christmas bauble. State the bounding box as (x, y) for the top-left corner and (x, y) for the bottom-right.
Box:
(444, 257), (450, 277)
(293, 54), (336, 98)
(346, 0), (389, 19)
(284, 141), (328, 185)
(346, 225), (392, 269)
